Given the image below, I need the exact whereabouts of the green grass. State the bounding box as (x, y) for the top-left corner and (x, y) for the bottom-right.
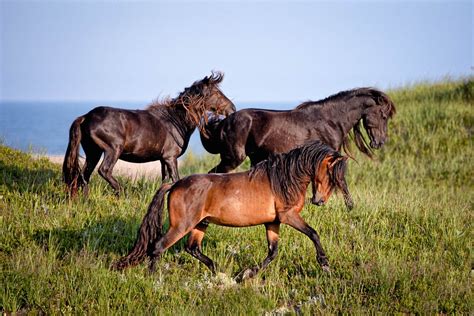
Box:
(1, 78), (473, 314)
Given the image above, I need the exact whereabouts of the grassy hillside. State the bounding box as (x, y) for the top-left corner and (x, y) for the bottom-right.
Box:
(1, 78), (473, 314)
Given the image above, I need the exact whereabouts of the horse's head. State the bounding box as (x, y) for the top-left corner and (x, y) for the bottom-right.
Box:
(180, 71), (236, 117)
(362, 91), (396, 149)
(311, 154), (353, 210)
(203, 71), (236, 116)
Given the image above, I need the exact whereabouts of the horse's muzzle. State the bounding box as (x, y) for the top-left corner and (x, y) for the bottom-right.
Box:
(370, 139), (384, 149)
(311, 196), (325, 206)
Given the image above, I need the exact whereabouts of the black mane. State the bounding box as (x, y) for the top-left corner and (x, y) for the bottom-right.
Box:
(250, 141), (346, 205)
(297, 88), (396, 158)
(297, 87), (396, 118)
(147, 71), (225, 127)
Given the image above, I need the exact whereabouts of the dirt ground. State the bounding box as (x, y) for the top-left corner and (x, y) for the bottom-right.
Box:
(46, 155), (162, 180)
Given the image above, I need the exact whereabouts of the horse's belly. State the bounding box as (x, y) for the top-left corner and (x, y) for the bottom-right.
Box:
(120, 135), (169, 162)
(200, 173), (277, 227)
(119, 151), (162, 163)
(207, 212), (276, 227)
(206, 196), (277, 227)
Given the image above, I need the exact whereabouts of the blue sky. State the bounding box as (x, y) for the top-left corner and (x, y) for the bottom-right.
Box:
(1, 0), (472, 103)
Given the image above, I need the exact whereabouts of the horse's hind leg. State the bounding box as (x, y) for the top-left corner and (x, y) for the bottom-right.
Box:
(98, 146), (122, 195)
(185, 222), (216, 273)
(282, 213), (330, 272)
(148, 224), (195, 273)
(236, 223), (280, 282)
(81, 142), (102, 196)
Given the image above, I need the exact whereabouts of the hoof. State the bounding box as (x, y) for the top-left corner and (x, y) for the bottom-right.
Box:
(148, 262), (157, 274)
(235, 268), (257, 283)
(322, 265), (331, 274)
(110, 262), (122, 271)
(215, 272), (237, 287)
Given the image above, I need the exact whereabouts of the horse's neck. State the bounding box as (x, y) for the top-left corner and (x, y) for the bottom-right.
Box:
(163, 105), (197, 139)
(306, 99), (365, 134)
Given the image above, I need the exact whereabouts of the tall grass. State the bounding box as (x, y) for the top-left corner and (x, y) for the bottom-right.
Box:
(1, 78), (473, 314)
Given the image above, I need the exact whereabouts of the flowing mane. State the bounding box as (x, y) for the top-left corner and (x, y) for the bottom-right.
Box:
(250, 141), (348, 205)
(146, 71), (225, 128)
(297, 88), (396, 158)
(296, 87), (396, 118)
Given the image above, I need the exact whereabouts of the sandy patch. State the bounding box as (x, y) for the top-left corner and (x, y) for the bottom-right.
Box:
(45, 155), (162, 180)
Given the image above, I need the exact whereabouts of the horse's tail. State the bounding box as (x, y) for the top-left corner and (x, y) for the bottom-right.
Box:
(63, 116), (85, 197)
(112, 183), (173, 271)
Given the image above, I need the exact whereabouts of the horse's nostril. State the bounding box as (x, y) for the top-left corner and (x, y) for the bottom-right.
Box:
(371, 140), (383, 149)
(311, 197), (324, 206)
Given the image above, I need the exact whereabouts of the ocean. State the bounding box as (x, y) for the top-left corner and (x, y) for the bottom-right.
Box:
(0, 101), (294, 156)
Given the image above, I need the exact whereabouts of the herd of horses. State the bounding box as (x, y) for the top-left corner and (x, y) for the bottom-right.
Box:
(63, 71), (396, 280)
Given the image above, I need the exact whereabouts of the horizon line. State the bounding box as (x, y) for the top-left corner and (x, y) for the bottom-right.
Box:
(0, 99), (302, 105)
(1, 75), (471, 105)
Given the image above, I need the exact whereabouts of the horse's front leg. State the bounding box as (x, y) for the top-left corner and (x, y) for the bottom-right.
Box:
(162, 157), (179, 183)
(281, 212), (330, 272)
(208, 149), (246, 173)
(160, 159), (169, 183)
(236, 222), (280, 282)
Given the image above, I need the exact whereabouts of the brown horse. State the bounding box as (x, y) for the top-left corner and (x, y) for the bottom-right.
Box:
(63, 72), (235, 197)
(200, 87), (396, 173)
(112, 141), (353, 280)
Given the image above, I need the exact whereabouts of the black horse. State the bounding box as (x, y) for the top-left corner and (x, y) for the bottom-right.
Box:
(200, 87), (396, 173)
(63, 72), (235, 197)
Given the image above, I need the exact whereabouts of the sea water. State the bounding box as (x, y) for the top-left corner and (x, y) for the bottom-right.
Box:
(0, 101), (294, 156)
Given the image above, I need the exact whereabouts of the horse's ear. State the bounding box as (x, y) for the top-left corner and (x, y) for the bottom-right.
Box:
(209, 71), (224, 84)
(202, 75), (210, 84)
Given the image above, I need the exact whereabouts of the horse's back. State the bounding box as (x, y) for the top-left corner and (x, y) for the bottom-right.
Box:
(84, 106), (147, 121)
(223, 108), (298, 139)
(169, 172), (277, 227)
(79, 105), (176, 160)
(229, 109), (317, 156)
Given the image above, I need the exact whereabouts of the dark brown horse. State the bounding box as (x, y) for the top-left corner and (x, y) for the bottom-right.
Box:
(200, 87), (396, 173)
(112, 141), (353, 280)
(63, 72), (235, 197)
